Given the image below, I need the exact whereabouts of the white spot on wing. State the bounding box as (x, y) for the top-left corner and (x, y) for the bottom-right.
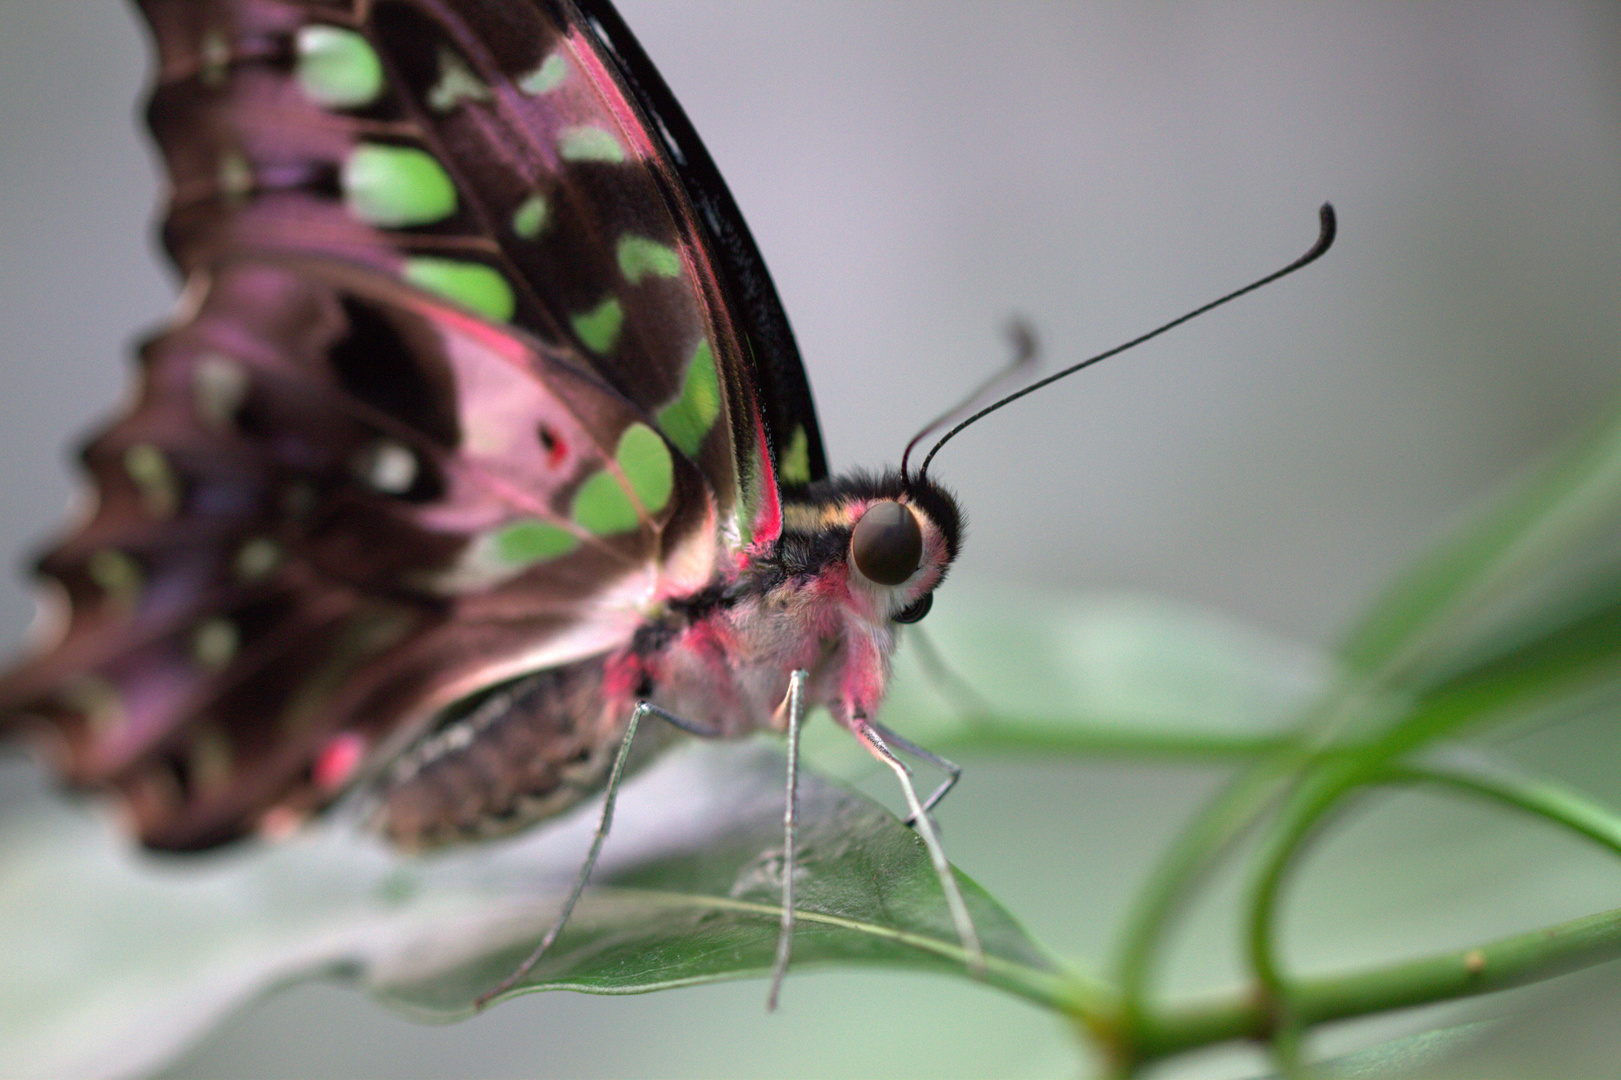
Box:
(353, 439), (419, 494)
(193, 354), (249, 429)
(234, 537), (280, 580)
(192, 618), (239, 669)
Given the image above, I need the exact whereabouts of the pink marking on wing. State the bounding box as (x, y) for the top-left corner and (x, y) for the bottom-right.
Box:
(410, 290), (534, 364)
(564, 29), (661, 160)
(748, 412), (783, 550)
(312, 731), (367, 792)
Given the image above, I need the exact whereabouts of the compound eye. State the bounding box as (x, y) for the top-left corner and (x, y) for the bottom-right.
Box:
(850, 500), (923, 586)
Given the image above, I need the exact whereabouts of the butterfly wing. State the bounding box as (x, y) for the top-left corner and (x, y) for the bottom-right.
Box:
(0, 0), (824, 849)
(571, 0), (831, 498)
(142, 0), (826, 536)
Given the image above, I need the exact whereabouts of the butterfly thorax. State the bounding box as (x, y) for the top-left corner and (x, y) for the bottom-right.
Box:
(633, 469), (959, 730)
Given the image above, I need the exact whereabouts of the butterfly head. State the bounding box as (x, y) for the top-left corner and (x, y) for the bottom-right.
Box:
(783, 470), (961, 627)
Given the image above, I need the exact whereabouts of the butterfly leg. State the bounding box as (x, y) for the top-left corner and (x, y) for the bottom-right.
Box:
(634, 703), (725, 738)
(766, 668), (809, 1011)
(864, 718), (963, 822)
(851, 718), (986, 977)
(475, 698), (656, 1009)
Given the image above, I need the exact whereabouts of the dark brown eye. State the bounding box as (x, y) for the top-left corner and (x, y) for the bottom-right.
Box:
(850, 500), (923, 586)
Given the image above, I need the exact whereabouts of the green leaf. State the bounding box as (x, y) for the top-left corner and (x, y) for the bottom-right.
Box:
(826, 584), (1332, 766)
(8, 586), (1309, 1078)
(369, 742), (1078, 1018)
(0, 740), (1084, 1079)
(1338, 396), (1621, 687)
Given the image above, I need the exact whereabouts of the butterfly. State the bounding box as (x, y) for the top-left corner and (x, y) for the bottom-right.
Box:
(1, 0), (1337, 1011)
(0, 0), (985, 1000)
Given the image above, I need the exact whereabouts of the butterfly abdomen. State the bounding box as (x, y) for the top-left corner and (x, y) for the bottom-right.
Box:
(375, 657), (679, 849)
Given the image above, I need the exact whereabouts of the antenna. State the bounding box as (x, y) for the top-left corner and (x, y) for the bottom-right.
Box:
(899, 319), (1038, 487)
(915, 203), (1337, 482)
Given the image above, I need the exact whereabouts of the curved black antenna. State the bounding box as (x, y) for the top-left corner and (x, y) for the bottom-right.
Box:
(900, 319), (1039, 488)
(916, 202), (1337, 482)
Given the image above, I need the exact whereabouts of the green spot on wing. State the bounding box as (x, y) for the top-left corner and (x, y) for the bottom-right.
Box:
(217, 150), (252, 204)
(571, 425), (672, 535)
(87, 550), (142, 602)
(779, 424), (812, 487)
(512, 194), (548, 239)
(192, 619), (239, 669)
(518, 53), (569, 95)
(559, 126), (626, 163)
(656, 339), (721, 457)
(124, 444), (179, 518)
(294, 25), (383, 108)
(617, 236), (682, 284)
(199, 29), (230, 87)
(571, 297), (624, 354)
(62, 674), (123, 738)
(571, 472), (638, 536)
(427, 46), (491, 111)
(234, 538), (280, 580)
(405, 259), (515, 322)
(494, 520), (579, 565)
(616, 423), (674, 515)
(192, 354), (249, 430)
(344, 145), (457, 228)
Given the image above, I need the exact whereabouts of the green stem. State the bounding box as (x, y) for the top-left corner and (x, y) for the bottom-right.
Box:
(1243, 598), (1621, 1050)
(1110, 735), (1316, 1037)
(1134, 905), (1621, 1064)
(1384, 752), (1621, 858)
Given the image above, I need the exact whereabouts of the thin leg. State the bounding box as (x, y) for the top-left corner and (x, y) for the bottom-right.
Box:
(639, 701), (725, 739)
(766, 669), (808, 1011)
(866, 718), (963, 820)
(474, 700), (649, 1010)
(853, 719), (986, 977)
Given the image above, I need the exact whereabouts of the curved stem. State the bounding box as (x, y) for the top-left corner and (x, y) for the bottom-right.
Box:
(1383, 752), (1621, 857)
(1242, 608), (1621, 1053)
(1108, 388), (1621, 1060)
(1111, 736), (1314, 1037)
(1136, 903), (1621, 1065)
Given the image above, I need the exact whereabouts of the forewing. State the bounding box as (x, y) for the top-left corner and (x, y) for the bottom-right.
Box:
(138, 0), (825, 545)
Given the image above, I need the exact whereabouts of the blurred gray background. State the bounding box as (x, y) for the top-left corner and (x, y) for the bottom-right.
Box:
(2, 2), (1619, 1077)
